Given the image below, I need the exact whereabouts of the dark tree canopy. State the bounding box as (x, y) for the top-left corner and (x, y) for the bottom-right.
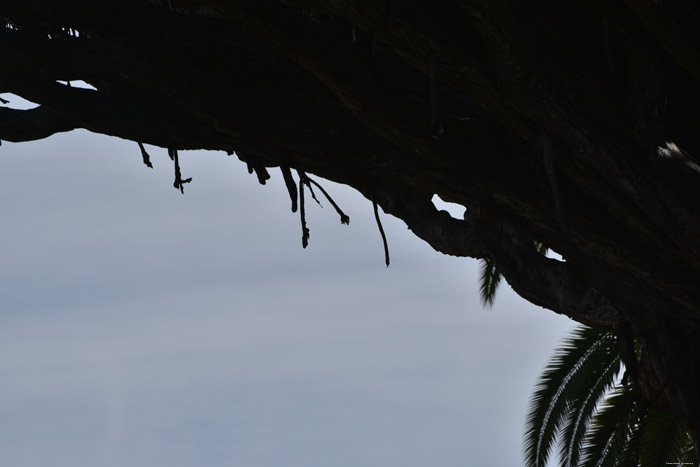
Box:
(3, 0), (700, 446)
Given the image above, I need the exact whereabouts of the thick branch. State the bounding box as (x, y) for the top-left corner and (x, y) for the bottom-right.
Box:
(458, 0), (700, 282)
(479, 218), (623, 329)
(0, 106), (77, 142)
(371, 188), (485, 259)
(4, 14), (698, 320)
(372, 188), (622, 329)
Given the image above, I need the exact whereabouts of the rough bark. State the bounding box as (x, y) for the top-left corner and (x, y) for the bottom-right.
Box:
(2, 0), (700, 436)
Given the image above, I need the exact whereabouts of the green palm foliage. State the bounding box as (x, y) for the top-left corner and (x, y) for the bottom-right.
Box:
(524, 327), (621, 467)
(475, 248), (696, 465)
(578, 386), (640, 467)
(636, 408), (696, 466)
(478, 257), (501, 308)
(579, 388), (697, 467)
(522, 326), (697, 467)
(478, 243), (547, 308)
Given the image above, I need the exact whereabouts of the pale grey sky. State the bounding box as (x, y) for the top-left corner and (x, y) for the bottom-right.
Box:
(0, 125), (574, 466)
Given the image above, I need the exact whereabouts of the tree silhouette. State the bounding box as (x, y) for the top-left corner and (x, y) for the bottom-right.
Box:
(3, 0), (700, 446)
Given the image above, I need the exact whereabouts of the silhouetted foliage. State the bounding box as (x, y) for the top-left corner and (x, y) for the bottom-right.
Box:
(523, 326), (697, 466)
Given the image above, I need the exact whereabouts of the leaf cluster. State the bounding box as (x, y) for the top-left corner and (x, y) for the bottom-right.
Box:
(523, 326), (697, 467)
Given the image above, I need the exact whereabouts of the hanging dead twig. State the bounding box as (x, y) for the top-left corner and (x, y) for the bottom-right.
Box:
(137, 142), (153, 168)
(280, 166), (298, 212)
(236, 150), (270, 185)
(372, 199), (390, 267)
(298, 171), (322, 206)
(297, 170), (310, 248)
(168, 147), (192, 194)
(303, 174), (350, 225)
(247, 162), (270, 185)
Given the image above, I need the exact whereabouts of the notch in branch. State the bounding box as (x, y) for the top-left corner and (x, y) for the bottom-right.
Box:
(373, 199), (390, 267)
(137, 142), (153, 168)
(169, 148), (192, 194)
(280, 165), (298, 212)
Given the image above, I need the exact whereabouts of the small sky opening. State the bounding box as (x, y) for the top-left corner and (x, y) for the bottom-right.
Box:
(0, 93), (39, 110)
(431, 194), (464, 219)
(55, 80), (98, 91)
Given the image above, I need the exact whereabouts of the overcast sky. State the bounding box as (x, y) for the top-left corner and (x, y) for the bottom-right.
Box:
(0, 118), (574, 466)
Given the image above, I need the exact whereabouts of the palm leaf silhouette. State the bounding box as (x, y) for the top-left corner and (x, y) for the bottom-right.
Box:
(475, 253), (696, 465)
(478, 243), (547, 309)
(637, 408), (696, 466)
(478, 257), (501, 308)
(524, 326), (620, 467)
(579, 386), (639, 467)
(557, 338), (621, 467)
(523, 325), (697, 466)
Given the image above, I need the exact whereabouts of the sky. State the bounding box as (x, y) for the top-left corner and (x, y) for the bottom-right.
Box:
(0, 114), (575, 465)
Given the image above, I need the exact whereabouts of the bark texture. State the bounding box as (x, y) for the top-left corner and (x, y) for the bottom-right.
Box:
(2, 0), (700, 436)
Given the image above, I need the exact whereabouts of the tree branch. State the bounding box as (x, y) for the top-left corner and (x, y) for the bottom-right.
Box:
(372, 187), (622, 329)
(0, 106), (77, 142)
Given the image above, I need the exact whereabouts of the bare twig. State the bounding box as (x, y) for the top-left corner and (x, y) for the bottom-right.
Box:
(169, 148), (192, 194)
(248, 162), (270, 185)
(373, 199), (390, 267)
(238, 151), (270, 185)
(305, 175), (350, 224)
(298, 169), (310, 248)
(299, 171), (322, 206)
(280, 165), (298, 212)
(137, 142), (153, 168)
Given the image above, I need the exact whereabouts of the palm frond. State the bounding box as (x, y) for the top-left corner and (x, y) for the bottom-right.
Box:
(478, 258), (501, 308)
(616, 408), (645, 466)
(557, 334), (621, 467)
(639, 409), (690, 467)
(680, 430), (699, 465)
(478, 243), (546, 308)
(524, 325), (697, 467)
(580, 386), (640, 467)
(523, 327), (620, 467)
